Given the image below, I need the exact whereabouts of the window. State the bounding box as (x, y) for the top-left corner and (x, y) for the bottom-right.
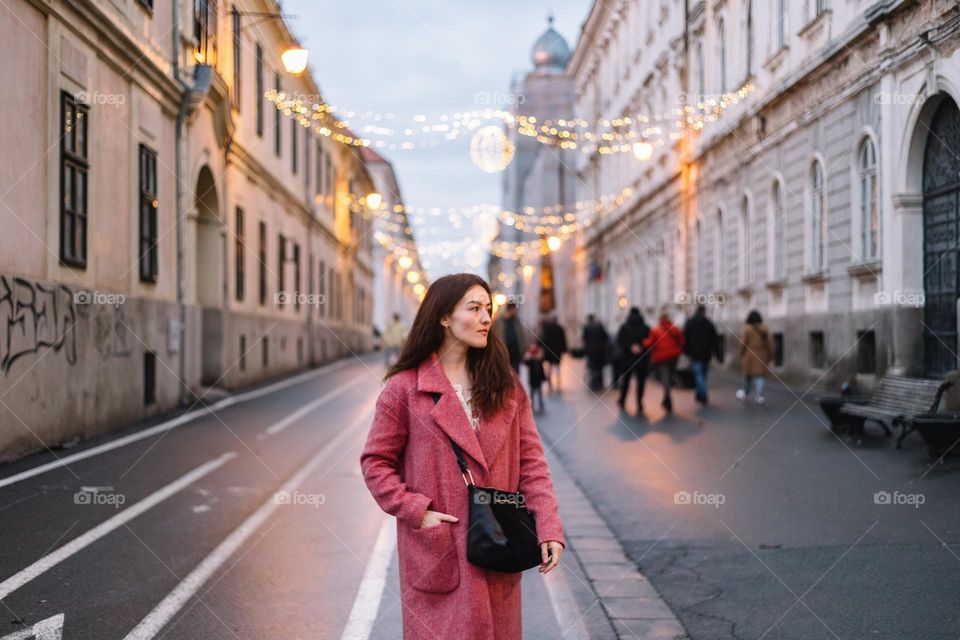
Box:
(745, 0), (753, 76)
(138, 0), (154, 12)
(144, 352), (156, 405)
(857, 330), (876, 374)
(291, 118), (298, 174)
(858, 138), (879, 260)
(60, 91), (89, 267)
(255, 44), (264, 137)
(810, 331), (825, 368)
(315, 143), (324, 198)
(773, 333), (784, 367)
(231, 7), (240, 108)
(815, 0), (828, 17)
(739, 196), (752, 286)
(696, 41), (705, 100)
(235, 207), (245, 301)
(262, 336), (269, 368)
(258, 221), (267, 305)
(771, 180), (785, 280)
(239, 335), (246, 371)
(777, 0), (787, 49)
(277, 232), (285, 304)
(139, 144), (159, 282)
(318, 259), (326, 317)
(293, 242), (301, 309)
(717, 18), (727, 93)
(193, 0), (218, 66)
(810, 160), (825, 272)
(274, 73), (281, 156)
(715, 208), (725, 290)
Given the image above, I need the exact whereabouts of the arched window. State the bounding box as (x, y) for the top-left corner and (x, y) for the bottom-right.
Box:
(810, 160), (826, 271)
(745, 0), (754, 76)
(858, 138), (879, 260)
(771, 181), (785, 280)
(740, 195), (752, 286)
(717, 18), (727, 93)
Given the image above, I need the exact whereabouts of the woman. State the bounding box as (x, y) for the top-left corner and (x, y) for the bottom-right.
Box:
(642, 307), (685, 413)
(737, 309), (774, 405)
(615, 307), (650, 414)
(360, 273), (565, 640)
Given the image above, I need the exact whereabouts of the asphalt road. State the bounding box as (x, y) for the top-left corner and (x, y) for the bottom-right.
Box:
(2, 352), (958, 639)
(0, 356), (611, 640)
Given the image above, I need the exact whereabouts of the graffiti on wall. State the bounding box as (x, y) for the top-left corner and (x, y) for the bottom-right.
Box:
(0, 275), (85, 375)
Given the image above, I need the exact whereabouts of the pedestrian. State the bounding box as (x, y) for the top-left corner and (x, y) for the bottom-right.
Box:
(642, 307), (685, 413)
(360, 273), (565, 640)
(382, 312), (408, 367)
(683, 305), (722, 405)
(493, 301), (535, 373)
(615, 307), (650, 414)
(737, 309), (774, 405)
(581, 314), (609, 392)
(523, 343), (546, 414)
(539, 314), (567, 393)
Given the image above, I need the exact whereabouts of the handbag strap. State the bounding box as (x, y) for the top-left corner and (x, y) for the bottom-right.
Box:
(428, 390), (475, 486)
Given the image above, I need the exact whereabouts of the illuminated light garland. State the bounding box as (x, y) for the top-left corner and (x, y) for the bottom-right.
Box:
(266, 83), (755, 155)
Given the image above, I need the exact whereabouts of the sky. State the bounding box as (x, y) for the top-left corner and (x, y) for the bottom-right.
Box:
(282, 0), (592, 281)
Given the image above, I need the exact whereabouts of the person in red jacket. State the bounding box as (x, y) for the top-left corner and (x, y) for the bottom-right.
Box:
(642, 307), (685, 413)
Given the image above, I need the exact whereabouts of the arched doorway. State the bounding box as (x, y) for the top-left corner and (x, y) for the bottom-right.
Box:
(922, 96), (960, 377)
(194, 165), (224, 386)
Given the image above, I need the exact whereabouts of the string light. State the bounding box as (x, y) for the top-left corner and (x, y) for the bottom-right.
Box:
(266, 82), (755, 156)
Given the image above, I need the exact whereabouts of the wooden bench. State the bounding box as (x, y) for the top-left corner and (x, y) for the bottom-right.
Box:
(839, 375), (953, 448)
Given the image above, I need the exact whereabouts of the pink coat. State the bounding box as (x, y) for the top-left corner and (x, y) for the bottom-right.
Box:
(360, 351), (566, 640)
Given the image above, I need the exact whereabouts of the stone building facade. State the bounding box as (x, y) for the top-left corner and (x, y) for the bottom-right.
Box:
(570, 0), (960, 387)
(0, 0), (378, 459)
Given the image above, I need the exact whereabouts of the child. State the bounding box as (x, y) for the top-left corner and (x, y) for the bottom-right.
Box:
(523, 343), (546, 414)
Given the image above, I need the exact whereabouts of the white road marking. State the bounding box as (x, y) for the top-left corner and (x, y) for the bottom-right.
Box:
(0, 453), (235, 600)
(260, 374), (367, 437)
(0, 613), (64, 640)
(339, 515), (395, 640)
(122, 405), (375, 640)
(543, 566), (591, 640)
(0, 358), (356, 489)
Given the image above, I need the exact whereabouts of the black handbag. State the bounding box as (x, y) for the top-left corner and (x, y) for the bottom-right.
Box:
(429, 392), (542, 573)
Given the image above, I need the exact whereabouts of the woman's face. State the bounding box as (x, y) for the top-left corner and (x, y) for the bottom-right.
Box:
(441, 285), (492, 350)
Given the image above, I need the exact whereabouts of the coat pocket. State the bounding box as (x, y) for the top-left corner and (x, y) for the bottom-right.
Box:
(400, 523), (461, 594)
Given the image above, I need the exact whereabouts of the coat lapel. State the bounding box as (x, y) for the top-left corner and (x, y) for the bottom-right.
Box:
(478, 394), (518, 471)
(417, 353), (489, 473)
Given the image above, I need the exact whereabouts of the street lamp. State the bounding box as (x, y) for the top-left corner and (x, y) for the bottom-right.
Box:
(280, 48), (309, 75)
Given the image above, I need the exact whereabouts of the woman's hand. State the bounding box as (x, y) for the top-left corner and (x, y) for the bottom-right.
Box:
(418, 509), (459, 529)
(539, 540), (564, 574)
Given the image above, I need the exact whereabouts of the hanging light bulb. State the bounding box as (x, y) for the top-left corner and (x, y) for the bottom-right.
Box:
(398, 255), (413, 269)
(365, 192), (383, 210)
(547, 236), (562, 252)
(632, 141), (653, 161)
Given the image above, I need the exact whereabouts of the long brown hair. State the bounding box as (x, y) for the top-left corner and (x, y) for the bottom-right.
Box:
(385, 273), (514, 417)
